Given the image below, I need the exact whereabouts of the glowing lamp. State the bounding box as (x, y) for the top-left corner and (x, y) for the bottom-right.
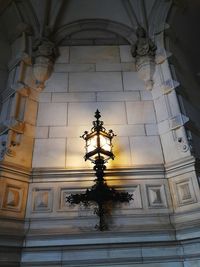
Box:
(66, 110), (133, 231)
(81, 110), (115, 163)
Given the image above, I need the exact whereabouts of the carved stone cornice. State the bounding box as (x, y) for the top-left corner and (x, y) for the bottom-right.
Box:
(31, 164), (165, 183)
(0, 161), (31, 182)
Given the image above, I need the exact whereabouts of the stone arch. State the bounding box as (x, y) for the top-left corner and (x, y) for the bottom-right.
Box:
(53, 19), (137, 45)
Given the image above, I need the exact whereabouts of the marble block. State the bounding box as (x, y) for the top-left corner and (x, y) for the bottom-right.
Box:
(32, 138), (66, 168)
(52, 92), (96, 103)
(97, 91), (140, 102)
(44, 73), (68, 92)
(39, 93), (52, 103)
(66, 138), (92, 168)
(55, 46), (69, 63)
(145, 124), (158, 135)
(154, 96), (169, 122)
(69, 72), (123, 92)
(126, 101), (156, 124)
(130, 136), (164, 165)
(109, 136), (132, 167)
(35, 127), (49, 138)
(68, 102), (127, 125)
(123, 72), (145, 91)
(120, 45), (134, 62)
(37, 103), (67, 126)
(70, 46), (120, 63)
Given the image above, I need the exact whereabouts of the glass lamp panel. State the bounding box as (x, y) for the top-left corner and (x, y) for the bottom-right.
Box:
(99, 134), (111, 152)
(86, 134), (97, 153)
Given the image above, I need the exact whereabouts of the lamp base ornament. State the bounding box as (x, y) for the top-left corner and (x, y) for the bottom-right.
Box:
(66, 158), (133, 231)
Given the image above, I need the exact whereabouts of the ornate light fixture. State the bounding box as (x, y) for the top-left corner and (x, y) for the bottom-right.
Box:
(66, 110), (133, 231)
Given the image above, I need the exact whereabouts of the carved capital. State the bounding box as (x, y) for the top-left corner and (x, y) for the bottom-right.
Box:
(15, 23), (32, 38)
(32, 35), (57, 89)
(131, 27), (157, 91)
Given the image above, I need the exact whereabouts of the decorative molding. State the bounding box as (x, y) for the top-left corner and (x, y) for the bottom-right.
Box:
(0, 161), (31, 181)
(32, 188), (53, 213)
(169, 114), (189, 130)
(0, 177), (28, 218)
(161, 79), (180, 94)
(175, 179), (197, 206)
(2, 184), (23, 212)
(155, 49), (172, 65)
(59, 188), (79, 211)
(146, 184), (168, 208)
(0, 87), (30, 160)
(31, 165), (165, 183)
(54, 19), (135, 45)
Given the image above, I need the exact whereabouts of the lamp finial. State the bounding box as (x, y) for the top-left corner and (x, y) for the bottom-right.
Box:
(95, 109), (101, 120)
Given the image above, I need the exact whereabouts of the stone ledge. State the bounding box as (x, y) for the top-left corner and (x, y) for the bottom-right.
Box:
(31, 165), (165, 182)
(20, 237), (200, 266)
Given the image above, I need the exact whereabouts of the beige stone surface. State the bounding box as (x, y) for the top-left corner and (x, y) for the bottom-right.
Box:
(68, 102), (127, 125)
(44, 73), (68, 92)
(140, 90), (153, 100)
(36, 127), (49, 138)
(167, 90), (182, 116)
(96, 62), (136, 72)
(49, 124), (145, 139)
(66, 137), (92, 168)
(29, 88), (39, 102)
(145, 124), (158, 135)
(130, 136), (164, 165)
(52, 92), (96, 103)
(154, 96), (169, 122)
(37, 103), (67, 126)
(70, 46), (120, 63)
(25, 124), (35, 138)
(105, 124), (145, 137)
(49, 125), (88, 138)
(39, 93), (52, 103)
(120, 45), (134, 62)
(109, 136), (132, 167)
(55, 46), (69, 63)
(32, 138), (66, 168)
(160, 131), (179, 162)
(126, 101), (156, 124)
(24, 99), (38, 125)
(97, 91), (140, 102)
(0, 177), (28, 219)
(69, 72), (123, 92)
(158, 120), (170, 135)
(160, 129), (190, 163)
(4, 135), (34, 168)
(54, 63), (95, 72)
(123, 72), (145, 91)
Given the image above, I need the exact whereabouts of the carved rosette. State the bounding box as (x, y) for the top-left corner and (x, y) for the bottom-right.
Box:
(131, 27), (157, 91)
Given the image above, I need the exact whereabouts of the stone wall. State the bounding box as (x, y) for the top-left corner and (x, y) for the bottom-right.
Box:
(33, 45), (163, 169)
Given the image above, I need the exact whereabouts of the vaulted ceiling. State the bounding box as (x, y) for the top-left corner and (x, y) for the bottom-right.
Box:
(0, 0), (169, 46)
(0, 0), (199, 108)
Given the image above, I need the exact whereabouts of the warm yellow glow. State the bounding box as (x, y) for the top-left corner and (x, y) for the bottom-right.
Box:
(87, 136), (97, 152)
(100, 135), (111, 151)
